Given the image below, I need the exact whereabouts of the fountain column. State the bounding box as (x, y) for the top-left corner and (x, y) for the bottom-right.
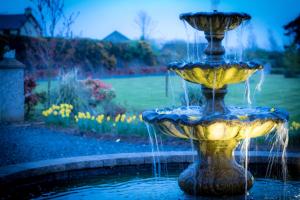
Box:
(202, 28), (227, 114)
(179, 140), (254, 195)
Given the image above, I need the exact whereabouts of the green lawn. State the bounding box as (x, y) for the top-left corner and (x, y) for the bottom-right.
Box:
(36, 74), (300, 121)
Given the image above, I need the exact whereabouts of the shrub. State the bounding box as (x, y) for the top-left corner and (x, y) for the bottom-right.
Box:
(84, 78), (116, 106)
(53, 70), (91, 113)
(53, 70), (126, 116)
(83, 77), (126, 116)
(24, 76), (46, 117)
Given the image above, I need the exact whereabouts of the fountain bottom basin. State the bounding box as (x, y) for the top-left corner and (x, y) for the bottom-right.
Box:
(0, 152), (299, 199)
(10, 171), (300, 200)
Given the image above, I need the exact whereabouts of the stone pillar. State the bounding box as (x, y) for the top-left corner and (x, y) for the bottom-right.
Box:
(0, 58), (25, 122)
(178, 140), (254, 196)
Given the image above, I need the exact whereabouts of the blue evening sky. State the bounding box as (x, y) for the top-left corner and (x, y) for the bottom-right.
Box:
(0, 0), (299, 49)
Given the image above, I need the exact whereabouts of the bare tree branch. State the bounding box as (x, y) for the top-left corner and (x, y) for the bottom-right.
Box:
(29, 0), (79, 106)
(134, 11), (155, 41)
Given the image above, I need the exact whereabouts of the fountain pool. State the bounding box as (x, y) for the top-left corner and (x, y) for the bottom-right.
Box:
(2, 160), (299, 200)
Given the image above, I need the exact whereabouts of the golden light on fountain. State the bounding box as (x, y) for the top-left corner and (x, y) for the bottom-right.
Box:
(142, 10), (289, 196)
(169, 63), (263, 89)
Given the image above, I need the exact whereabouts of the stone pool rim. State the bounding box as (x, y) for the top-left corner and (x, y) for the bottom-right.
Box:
(0, 151), (300, 186)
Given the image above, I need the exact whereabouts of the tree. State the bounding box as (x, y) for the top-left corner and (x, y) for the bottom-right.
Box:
(283, 15), (300, 77)
(283, 44), (300, 77)
(268, 29), (279, 51)
(246, 23), (258, 50)
(284, 15), (300, 47)
(30, 0), (79, 37)
(28, 0), (79, 106)
(134, 11), (155, 41)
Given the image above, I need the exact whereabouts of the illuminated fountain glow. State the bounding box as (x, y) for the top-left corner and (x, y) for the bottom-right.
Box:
(142, 11), (289, 196)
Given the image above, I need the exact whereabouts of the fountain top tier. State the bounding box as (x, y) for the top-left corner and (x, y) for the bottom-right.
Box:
(180, 10), (251, 33)
(170, 10), (258, 89)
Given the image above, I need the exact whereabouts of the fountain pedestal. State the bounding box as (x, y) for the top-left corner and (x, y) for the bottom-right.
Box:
(202, 86), (228, 114)
(179, 140), (254, 195)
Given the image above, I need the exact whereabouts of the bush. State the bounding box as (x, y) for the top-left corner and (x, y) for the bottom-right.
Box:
(24, 76), (46, 117)
(1, 35), (159, 74)
(84, 78), (116, 107)
(52, 70), (126, 116)
(53, 70), (91, 113)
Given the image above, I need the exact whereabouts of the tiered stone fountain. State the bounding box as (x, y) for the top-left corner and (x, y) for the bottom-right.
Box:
(143, 11), (288, 196)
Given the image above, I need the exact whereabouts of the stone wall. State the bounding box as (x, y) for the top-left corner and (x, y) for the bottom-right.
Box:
(0, 59), (25, 122)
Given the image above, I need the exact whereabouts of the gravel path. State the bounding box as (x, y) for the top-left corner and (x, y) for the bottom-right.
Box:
(0, 124), (191, 167)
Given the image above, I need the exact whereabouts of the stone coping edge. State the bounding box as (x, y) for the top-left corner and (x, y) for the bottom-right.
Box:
(0, 151), (299, 184)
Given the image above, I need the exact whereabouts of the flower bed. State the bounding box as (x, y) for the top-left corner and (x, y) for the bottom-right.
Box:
(42, 103), (146, 136)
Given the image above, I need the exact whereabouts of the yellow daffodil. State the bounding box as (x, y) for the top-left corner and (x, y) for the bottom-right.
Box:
(139, 114), (143, 122)
(121, 114), (126, 122)
(86, 112), (91, 119)
(42, 111), (47, 117)
(107, 116), (111, 121)
(291, 121), (300, 131)
(115, 114), (121, 122)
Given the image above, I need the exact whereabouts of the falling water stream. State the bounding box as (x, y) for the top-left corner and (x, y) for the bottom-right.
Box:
(168, 71), (176, 106)
(152, 127), (162, 177)
(146, 123), (159, 177)
(181, 79), (189, 108)
(237, 21), (246, 62)
(245, 78), (252, 106)
(266, 122), (289, 180)
(159, 136), (169, 177)
(255, 69), (265, 92)
(182, 20), (191, 62)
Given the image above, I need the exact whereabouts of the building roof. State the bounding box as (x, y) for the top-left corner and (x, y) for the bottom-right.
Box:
(102, 31), (130, 43)
(0, 14), (29, 30)
(0, 7), (41, 32)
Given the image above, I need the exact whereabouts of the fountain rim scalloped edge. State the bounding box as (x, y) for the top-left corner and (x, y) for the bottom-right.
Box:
(168, 61), (263, 70)
(142, 106), (289, 126)
(179, 11), (251, 21)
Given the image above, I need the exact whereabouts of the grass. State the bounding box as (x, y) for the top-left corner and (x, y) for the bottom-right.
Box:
(36, 73), (300, 121)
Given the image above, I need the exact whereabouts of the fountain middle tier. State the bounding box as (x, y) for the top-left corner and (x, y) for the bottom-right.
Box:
(168, 61), (263, 89)
(142, 106), (288, 141)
